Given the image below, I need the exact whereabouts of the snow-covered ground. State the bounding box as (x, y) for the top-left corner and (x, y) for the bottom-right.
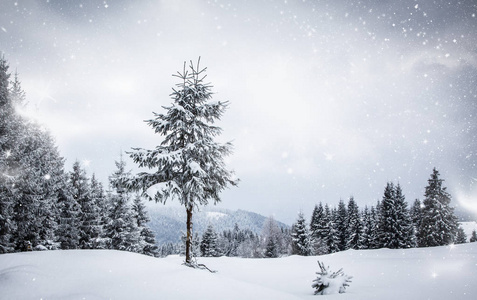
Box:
(1, 243), (476, 300)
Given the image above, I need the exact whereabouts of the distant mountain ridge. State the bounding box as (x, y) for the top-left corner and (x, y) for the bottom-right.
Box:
(147, 206), (288, 244)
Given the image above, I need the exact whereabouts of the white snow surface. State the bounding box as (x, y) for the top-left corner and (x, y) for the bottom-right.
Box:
(1, 243), (476, 299)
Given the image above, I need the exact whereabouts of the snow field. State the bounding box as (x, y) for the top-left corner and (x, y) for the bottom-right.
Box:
(0, 243), (476, 300)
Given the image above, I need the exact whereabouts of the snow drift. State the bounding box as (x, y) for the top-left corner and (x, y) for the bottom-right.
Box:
(0, 243), (476, 299)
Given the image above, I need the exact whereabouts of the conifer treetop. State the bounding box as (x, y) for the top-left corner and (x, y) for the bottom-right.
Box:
(128, 58), (238, 211)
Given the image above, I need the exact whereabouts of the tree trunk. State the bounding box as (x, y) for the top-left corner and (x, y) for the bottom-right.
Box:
(185, 206), (193, 264)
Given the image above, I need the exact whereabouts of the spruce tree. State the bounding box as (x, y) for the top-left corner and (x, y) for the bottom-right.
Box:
(394, 184), (416, 248)
(16, 129), (65, 250)
(345, 197), (363, 250)
(127, 58), (238, 264)
(200, 224), (219, 257)
(291, 212), (312, 256)
(377, 183), (415, 249)
(131, 194), (158, 256)
(410, 199), (422, 238)
(470, 230), (477, 243)
(418, 168), (458, 247)
(0, 57), (23, 252)
(335, 200), (348, 251)
(377, 182), (396, 248)
(4, 67), (65, 250)
(310, 202), (328, 254)
(455, 226), (467, 244)
(324, 204), (339, 253)
(56, 188), (81, 249)
(261, 216), (283, 258)
(90, 174), (108, 248)
(69, 161), (101, 249)
(0, 56), (67, 251)
(360, 206), (373, 249)
(105, 158), (141, 252)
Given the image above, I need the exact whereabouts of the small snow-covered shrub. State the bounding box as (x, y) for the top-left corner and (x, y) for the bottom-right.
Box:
(312, 261), (352, 295)
(34, 245), (48, 251)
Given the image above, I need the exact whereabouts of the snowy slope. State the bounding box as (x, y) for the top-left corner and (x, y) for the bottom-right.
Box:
(1, 243), (476, 300)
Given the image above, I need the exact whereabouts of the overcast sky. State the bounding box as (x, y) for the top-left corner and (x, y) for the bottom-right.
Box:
(1, 0), (476, 224)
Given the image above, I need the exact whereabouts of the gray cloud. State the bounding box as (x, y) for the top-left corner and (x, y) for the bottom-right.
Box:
(1, 0), (476, 223)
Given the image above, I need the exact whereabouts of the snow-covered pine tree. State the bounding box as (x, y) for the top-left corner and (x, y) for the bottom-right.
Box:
(394, 184), (416, 248)
(15, 128), (66, 250)
(417, 168), (459, 247)
(0, 56), (23, 253)
(455, 226), (467, 244)
(377, 183), (414, 249)
(324, 204), (340, 253)
(335, 200), (348, 251)
(69, 161), (101, 249)
(359, 206), (372, 249)
(377, 182), (396, 248)
(410, 199), (422, 238)
(131, 193), (158, 256)
(345, 197), (363, 250)
(1, 57), (68, 252)
(291, 212), (312, 256)
(127, 58), (238, 264)
(310, 203), (324, 239)
(309, 202), (328, 254)
(0, 57), (18, 252)
(470, 230), (477, 243)
(2, 65), (66, 251)
(261, 216), (283, 258)
(218, 223), (241, 257)
(200, 224), (219, 257)
(106, 158), (141, 252)
(90, 174), (108, 248)
(56, 188), (81, 249)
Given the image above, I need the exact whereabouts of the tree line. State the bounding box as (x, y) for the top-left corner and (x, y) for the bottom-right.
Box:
(0, 56), (157, 255)
(289, 169), (469, 256)
(164, 168), (472, 259)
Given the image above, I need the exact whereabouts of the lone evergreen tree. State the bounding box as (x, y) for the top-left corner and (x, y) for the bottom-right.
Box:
(127, 58), (238, 264)
(418, 168), (458, 247)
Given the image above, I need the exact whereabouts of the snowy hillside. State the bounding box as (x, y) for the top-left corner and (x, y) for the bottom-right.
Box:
(148, 206), (288, 244)
(1, 243), (476, 299)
